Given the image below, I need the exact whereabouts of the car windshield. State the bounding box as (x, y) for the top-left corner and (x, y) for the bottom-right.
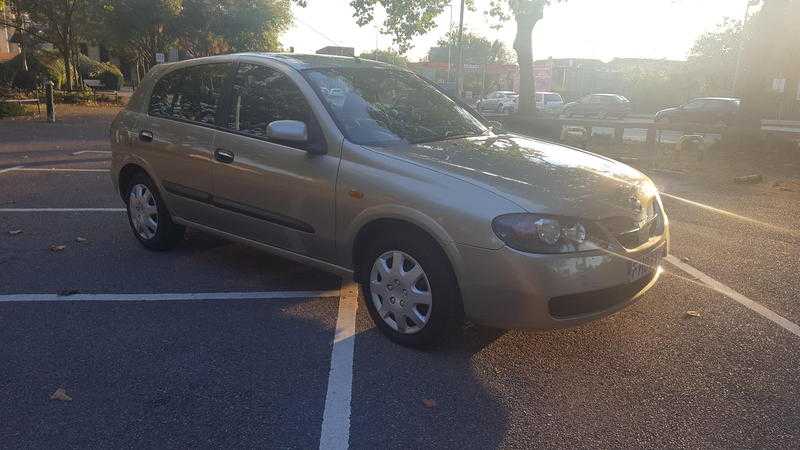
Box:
(303, 67), (487, 146)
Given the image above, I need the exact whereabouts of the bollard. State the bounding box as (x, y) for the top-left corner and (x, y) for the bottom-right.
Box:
(45, 81), (55, 123)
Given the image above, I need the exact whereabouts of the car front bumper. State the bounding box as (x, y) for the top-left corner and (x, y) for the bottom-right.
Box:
(455, 238), (667, 329)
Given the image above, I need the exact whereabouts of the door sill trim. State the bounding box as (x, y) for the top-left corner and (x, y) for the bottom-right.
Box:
(173, 217), (353, 278)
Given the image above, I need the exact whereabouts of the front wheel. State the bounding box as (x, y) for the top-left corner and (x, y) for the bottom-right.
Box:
(360, 231), (460, 347)
(125, 172), (185, 251)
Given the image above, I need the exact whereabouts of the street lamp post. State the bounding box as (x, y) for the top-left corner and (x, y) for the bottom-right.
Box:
(455, 0), (465, 98)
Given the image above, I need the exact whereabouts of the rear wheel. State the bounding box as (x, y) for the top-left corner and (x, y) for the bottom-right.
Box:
(125, 172), (185, 251)
(359, 230), (460, 347)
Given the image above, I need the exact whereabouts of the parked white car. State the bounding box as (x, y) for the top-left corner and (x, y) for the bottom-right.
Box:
(504, 92), (565, 114)
(476, 91), (518, 113)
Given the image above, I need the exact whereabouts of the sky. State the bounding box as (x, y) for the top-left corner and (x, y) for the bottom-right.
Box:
(282, 0), (752, 63)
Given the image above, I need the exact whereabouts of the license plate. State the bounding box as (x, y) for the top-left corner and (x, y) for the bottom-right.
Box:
(628, 247), (664, 282)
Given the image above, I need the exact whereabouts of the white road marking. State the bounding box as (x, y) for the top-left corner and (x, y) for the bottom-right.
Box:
(11, 168), (109, 172)
(319, 282), (359, 450)
(0, 166), (23, 174)
(665, 255), (800, 338)
(72, 150), (111, 155)
(0, 208), (125, 212)
(0, 290), (341, 303)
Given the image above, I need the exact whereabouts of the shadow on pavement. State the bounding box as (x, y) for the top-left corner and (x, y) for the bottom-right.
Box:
(0, 297), (338, 448)
(350, 311), (509, 449)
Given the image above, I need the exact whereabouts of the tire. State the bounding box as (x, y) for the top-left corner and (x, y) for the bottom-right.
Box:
(125, 172), (185, 251)
(359, 229), (460, 347)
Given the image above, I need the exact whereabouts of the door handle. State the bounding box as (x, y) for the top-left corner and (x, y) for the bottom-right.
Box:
(139, 130), (154, 142)
(214, 149), (235, 164)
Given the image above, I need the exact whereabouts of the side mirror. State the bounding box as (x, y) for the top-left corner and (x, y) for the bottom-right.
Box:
(267, 120), (308, 143)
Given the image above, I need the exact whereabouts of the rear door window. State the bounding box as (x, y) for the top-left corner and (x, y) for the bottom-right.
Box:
(148, 64), (231, 125)
(148, 70), (184, 117)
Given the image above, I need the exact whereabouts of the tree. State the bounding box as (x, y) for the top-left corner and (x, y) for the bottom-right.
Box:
(689, 0), (800, 120)
(687, 18), (741, 97)
(487, 1), (565, 114)
(1, 0), (101, 90)
(174, 0), (293, 57)
(430, 29), (512, 65)
(349, 0), (457, 53)
(350, 0), (563, 115)
(359, 48), (409, 66)
(97, 0), (293, 78)
(97, 0), (181, 76)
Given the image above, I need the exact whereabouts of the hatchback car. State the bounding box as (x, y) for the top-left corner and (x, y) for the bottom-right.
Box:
(111, 54), (669, 347)
(655, 97), (741, 126)
(561, 94), (632, 119)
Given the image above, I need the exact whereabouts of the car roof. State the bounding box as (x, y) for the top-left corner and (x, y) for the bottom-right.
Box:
(237, 53), (395, 70)
(155, 53), (397, 71)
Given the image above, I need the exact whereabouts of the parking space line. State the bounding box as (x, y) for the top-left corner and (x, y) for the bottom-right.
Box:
(665, 255), (800, 338)
(0, 290), (341, 303)
(319, 282), (359, 450)
(0, 166), (23, 174)
(0, 208), (125, 212)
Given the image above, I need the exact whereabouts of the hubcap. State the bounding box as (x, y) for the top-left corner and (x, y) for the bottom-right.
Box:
(128, 184), (158, 240)
(369, 250), (432, 334)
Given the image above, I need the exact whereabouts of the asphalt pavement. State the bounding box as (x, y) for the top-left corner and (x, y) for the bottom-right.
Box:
(1, 107), (799, 448)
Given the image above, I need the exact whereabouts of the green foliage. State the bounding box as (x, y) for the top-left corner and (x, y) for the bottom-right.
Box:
(358, 49), (409, 67)
(0, 101), (28, 117)
(687, 19), (740, 97)
(350, 0), (463, 53)
(431, 29), (513, 65)
(11, 0), (101, 90)
(0, 50), (69, 90)
(77, 54), (124, 90)
(174, 0), (293, 56)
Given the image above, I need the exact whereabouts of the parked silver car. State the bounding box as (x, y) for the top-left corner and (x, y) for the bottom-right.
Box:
(111, 54), (669, 347)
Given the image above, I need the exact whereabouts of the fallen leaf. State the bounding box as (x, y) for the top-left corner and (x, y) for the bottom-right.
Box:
(50, 388), (72, 401)
(8, 229), (22, 235)
(685, 310), (702, 318)
(75, 237), (88, 243)
(48, 244), (66, 252)
(422, 399), (437, 408)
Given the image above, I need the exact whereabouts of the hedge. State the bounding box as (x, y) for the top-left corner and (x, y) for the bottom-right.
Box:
(0, 51), (124, 91)
(0, 101), (28, 118)
(77, 54), (124, 91)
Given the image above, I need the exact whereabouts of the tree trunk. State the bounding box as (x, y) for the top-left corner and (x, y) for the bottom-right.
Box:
(62, 45), (73, 91)
(513, 7), (543, 116)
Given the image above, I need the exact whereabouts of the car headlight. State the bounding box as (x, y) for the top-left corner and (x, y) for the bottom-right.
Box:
(492, 213), (602, 254)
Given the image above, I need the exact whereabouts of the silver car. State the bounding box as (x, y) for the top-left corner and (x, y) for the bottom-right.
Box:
(110, 54), (669, 347)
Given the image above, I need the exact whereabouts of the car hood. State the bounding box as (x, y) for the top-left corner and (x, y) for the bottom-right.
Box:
(370, 134), (655, 220)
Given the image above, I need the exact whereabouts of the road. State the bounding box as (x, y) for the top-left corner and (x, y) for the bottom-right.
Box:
(1, 106), (799, 448)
